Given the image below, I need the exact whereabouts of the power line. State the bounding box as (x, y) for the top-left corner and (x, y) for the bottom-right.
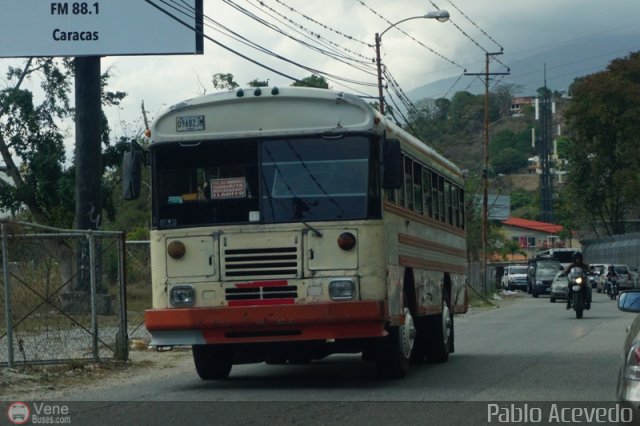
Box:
(161, 0), (378, 91)
(273, 0), (373, 48)
(354, 0), (464, 70)
(216, 0), (378, 85)
(225, 0), (376, 71)
(147, 0), (300, 82)
(429, 1), (509, 72)
(444, 0), (503, 52)
(250, 0), (376, 64)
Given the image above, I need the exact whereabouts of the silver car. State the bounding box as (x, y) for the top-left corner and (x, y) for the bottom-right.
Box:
(616, 290), (640, 402)
(549, 271), (568, 302)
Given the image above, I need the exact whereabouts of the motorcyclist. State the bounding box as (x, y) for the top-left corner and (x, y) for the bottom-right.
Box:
(563, 252), (591, 310)
(605, 265), (618, 294)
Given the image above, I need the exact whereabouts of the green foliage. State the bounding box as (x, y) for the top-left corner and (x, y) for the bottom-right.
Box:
(291, 74), (329, 89)
(500, 239), (526, 260)
(555, 135), (570, 159)
(510, 190), (539, 220)
(212, 73), (239, 90)
(0, 58), (128, 228)
(101, 138), (151, 237)
(489, 129), (532, 175)
(464, 176), (506, 261)
(247, 78), (269, 87)
(563, 51), (640, 235)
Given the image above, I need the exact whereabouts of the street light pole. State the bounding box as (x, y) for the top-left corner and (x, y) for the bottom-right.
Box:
(374, 10), (450, 115)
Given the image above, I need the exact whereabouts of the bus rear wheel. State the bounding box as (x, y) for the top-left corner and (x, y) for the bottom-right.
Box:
(425, 291), (453, 363)
(192, 344), (233, 380)
(375, 306), (416, 379)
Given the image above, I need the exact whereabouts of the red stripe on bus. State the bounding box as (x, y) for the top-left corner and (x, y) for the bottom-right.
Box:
(234, 280), (289, 288)
(228, 298), (295, 307)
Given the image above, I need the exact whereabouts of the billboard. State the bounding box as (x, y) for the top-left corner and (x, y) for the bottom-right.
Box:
(474, 194), (511, 221)
(0, 0), (203, 57)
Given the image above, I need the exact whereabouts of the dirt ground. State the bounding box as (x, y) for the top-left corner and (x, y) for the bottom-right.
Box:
(0, 291), (524, 401)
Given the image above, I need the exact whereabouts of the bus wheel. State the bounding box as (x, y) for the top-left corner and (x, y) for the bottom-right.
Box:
(192, 344), (233, 380)
(375, 306), (416, 379)
(426, 291), (453, 363)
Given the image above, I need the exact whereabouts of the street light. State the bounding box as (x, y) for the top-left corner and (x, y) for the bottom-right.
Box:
(374, 10), (450, 114)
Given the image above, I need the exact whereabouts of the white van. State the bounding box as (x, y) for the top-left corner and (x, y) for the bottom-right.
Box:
(501, 265), (529, 291)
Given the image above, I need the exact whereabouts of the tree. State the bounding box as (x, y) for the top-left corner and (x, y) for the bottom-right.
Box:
(563, 51), (640, 236)
(212, 73), (239, 90)
(0, 58), (127, 228)
(489, 129), (531, 175)
(291, 74), (329, 89)
(247, 78), (269, 87)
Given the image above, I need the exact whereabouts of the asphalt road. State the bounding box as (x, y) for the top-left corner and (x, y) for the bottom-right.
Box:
(29, 292), (640, 425)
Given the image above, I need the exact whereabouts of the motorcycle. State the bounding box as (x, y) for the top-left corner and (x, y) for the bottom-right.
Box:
(606, 275), (619, 300)
(567, 267), (588, 319)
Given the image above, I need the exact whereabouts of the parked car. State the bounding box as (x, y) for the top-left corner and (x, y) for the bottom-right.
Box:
(501, 265), (529, 291)
(598, 264), (633, 293)
(549, 271), (568, 303)
(531, 260), (562, 298)
(616, 290), (640, 402)
(630, 267), (639, 288)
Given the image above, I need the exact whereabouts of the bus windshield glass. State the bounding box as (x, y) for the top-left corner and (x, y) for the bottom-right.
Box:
(152, 136), (374, 228)
(261, 137), (369, 222)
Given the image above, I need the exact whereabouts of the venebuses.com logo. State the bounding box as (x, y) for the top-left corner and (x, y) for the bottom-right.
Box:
(7, 401), (30, 425)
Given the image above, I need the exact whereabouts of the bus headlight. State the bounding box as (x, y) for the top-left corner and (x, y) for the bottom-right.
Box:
(329, 279), (355, 300)
(170, 285), (195, 307)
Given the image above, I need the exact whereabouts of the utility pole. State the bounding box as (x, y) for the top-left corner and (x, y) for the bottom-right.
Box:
(537, 65), (554, 223)
(74, 56), (103, 232)
(465, 52), (509, 293)
(375, 33), (385, 115)
(73, 56), (102, 296)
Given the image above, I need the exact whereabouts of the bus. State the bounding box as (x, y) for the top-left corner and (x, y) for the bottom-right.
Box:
(123, 87), (468, 379)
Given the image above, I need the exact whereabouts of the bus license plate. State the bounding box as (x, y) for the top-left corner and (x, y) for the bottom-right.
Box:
(176, 115), (205, 132)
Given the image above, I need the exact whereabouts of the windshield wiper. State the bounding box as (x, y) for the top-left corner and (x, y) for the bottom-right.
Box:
(302, 221), (323, 237)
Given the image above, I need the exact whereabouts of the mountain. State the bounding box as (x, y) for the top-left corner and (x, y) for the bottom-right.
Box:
(406, 34), (640, 100)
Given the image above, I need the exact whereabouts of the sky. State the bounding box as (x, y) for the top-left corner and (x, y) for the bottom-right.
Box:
(2, 0), (640, 152)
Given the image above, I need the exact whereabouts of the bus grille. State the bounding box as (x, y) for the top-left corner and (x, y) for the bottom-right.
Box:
(223, 247), (299, 280)
(225, 285), (298, 301)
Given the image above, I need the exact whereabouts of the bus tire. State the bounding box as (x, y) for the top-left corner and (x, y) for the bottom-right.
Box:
(375, 306), (415, 379)
(192, 344), (233, 380)
(426, 290), (453, 363)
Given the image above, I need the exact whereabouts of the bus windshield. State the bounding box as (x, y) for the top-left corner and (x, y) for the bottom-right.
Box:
(261, 137), (370, 222)
(152, 135), (376, 228)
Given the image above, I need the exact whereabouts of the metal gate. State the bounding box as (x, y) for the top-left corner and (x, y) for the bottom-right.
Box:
(1, 221), (128, 367)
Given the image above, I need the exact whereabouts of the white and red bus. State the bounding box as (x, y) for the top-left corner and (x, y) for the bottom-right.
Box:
(124, 86), (468, 379)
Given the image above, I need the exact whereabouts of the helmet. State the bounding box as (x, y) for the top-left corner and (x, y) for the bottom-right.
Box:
(572, 252), (583, 262)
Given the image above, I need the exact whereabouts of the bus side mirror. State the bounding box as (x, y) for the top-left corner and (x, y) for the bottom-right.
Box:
(122, 141), (145, 201)
(382, 139), (402, 189)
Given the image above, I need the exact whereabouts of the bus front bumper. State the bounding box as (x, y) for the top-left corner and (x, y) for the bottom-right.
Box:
(145, 301), (388, 346)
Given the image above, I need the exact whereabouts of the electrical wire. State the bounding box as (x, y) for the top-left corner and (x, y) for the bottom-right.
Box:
(354, 0), (464, 70)
(159, 0), (378, 92)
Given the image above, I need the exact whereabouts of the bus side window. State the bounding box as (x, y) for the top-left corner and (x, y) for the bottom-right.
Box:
(422, 168), (433, 218)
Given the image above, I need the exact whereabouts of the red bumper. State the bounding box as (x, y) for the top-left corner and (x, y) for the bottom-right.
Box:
(145, 301), (388, 345)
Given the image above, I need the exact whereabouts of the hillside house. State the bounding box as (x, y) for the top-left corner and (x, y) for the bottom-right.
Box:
(501, 217), (578, 257)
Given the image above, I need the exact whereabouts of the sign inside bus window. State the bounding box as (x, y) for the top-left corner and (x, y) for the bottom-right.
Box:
(176, 115), (205, 132)
(211, 177), (246, 199)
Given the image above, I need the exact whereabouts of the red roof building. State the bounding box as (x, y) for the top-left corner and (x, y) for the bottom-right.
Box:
(500, 217), (574, 253)
(502, 217), (563, 234)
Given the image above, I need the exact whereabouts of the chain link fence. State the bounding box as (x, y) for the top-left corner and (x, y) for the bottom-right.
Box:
(0, 221), (134, 367)
(124, 240), (151, 341)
